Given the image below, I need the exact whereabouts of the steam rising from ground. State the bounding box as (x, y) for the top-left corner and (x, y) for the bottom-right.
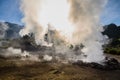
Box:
(19, 0), (45, 45)
(19, 0), (108, 63)
(43, 55), (52, 61)
(1, 47), (55, 62)
(3, 47), (40, 61)
(68, 0), (108, 62)
(0, 22), (8, 39)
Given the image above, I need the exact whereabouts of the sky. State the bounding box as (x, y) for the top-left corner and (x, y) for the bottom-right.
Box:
(0, 0), (120, 26)
(100, 0), (120, 26)
(0, 0), (23, 24)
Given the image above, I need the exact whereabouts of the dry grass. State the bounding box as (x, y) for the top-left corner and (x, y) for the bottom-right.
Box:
(0, 58), (120, 80)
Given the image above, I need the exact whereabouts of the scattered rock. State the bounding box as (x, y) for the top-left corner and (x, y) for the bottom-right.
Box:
(73, 58), (120, 70)
(49, 69), (64, 74)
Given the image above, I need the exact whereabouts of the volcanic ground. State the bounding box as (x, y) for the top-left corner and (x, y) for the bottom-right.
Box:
(0, 54), (120, 80)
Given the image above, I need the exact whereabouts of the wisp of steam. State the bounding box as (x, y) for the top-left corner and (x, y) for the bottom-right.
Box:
(19, 0), (108, 63)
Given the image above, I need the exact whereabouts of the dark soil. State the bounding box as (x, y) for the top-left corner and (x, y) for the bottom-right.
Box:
(0, 57), (120, 80)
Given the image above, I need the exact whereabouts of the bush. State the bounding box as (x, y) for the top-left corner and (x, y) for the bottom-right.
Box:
(104, 47), (120, 55)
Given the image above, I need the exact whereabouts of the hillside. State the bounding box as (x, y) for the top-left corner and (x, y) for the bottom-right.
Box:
(0, 22), (22, 39)
(103, 23), (120, 55)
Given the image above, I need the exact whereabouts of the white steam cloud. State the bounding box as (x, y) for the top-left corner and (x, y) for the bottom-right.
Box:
(19, 0), (46, 45)
(20, 0), (108, 63)
(0, 22), (8, 39)
(43, 55), (53, 61)
(68, 0), (108, 62)
(3, 47), (40, 61)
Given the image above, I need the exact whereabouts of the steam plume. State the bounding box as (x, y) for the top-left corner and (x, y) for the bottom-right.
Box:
(20, 0), (108, 63)
(19, 0), (46, 45)
(3, 47), (40, 61)
(68, 0), (108, 62)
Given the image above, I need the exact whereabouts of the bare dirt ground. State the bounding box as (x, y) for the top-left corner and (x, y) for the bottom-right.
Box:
(106, 54), (120, 62)
(0, 56), (120, 80)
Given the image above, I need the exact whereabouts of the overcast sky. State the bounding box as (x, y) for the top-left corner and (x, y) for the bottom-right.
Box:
(0, 0), (120, 25)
